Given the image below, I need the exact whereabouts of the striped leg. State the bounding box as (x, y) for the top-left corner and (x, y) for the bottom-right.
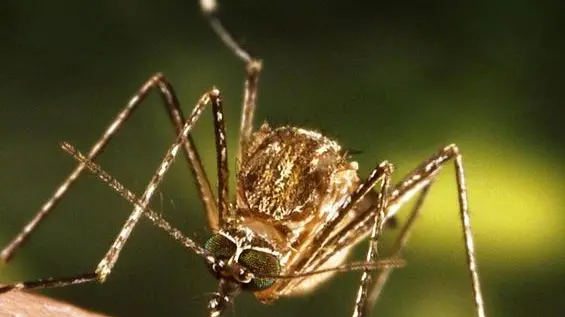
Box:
(1, 89), (225, 292)
(352, 144), (486, 317)
(1, 74), (217, 262)
(198, 0), (262, 172)
(352, 162), (393, 317)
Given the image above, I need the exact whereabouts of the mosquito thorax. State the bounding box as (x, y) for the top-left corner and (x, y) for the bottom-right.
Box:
(237, 124), (360, 226)
(204, 228), (281, 292)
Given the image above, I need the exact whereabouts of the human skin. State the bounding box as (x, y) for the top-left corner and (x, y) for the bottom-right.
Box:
(0, 291), (109, 317)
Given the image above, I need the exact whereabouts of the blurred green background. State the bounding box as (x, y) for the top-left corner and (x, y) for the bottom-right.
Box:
(1, 1), (564, 316)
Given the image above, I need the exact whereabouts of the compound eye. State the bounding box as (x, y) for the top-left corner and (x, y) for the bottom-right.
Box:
(204, 234), (236, 263)
(238, 249), (281, 291)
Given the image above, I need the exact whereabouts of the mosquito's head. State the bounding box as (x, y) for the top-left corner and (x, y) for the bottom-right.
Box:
(204, 227), (281, 314)
(204, 228), (281, 289)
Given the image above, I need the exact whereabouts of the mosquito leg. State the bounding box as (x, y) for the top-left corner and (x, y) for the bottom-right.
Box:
(354, 144), (486, 317)
(199, 0), (252, 65)
(155, 75), (218, 230)
(198, 0), (262, 167)
(351, 162), (393, 317)
(96, 89), (225, 282)
(450, 146), (486, 317)
(1, 89), (223, 293)
(1, 74), (217, 262)
(0, 273), (99, 294)
(237, 60), (262, 166)
(306, 169), (439, 275)
(0, 142), (216, 295)
(210, 90), (230, 223)
(367, 183), (432, 308)
(60, 142), (209, 258)
(283, 144), (485, 317)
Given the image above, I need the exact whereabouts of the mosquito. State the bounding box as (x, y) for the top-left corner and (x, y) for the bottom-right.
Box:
(0, 1), (487, 316)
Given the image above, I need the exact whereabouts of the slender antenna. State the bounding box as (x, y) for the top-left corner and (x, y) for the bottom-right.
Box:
(60, 142), (212, 262)
(199, 0), (252, 63)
